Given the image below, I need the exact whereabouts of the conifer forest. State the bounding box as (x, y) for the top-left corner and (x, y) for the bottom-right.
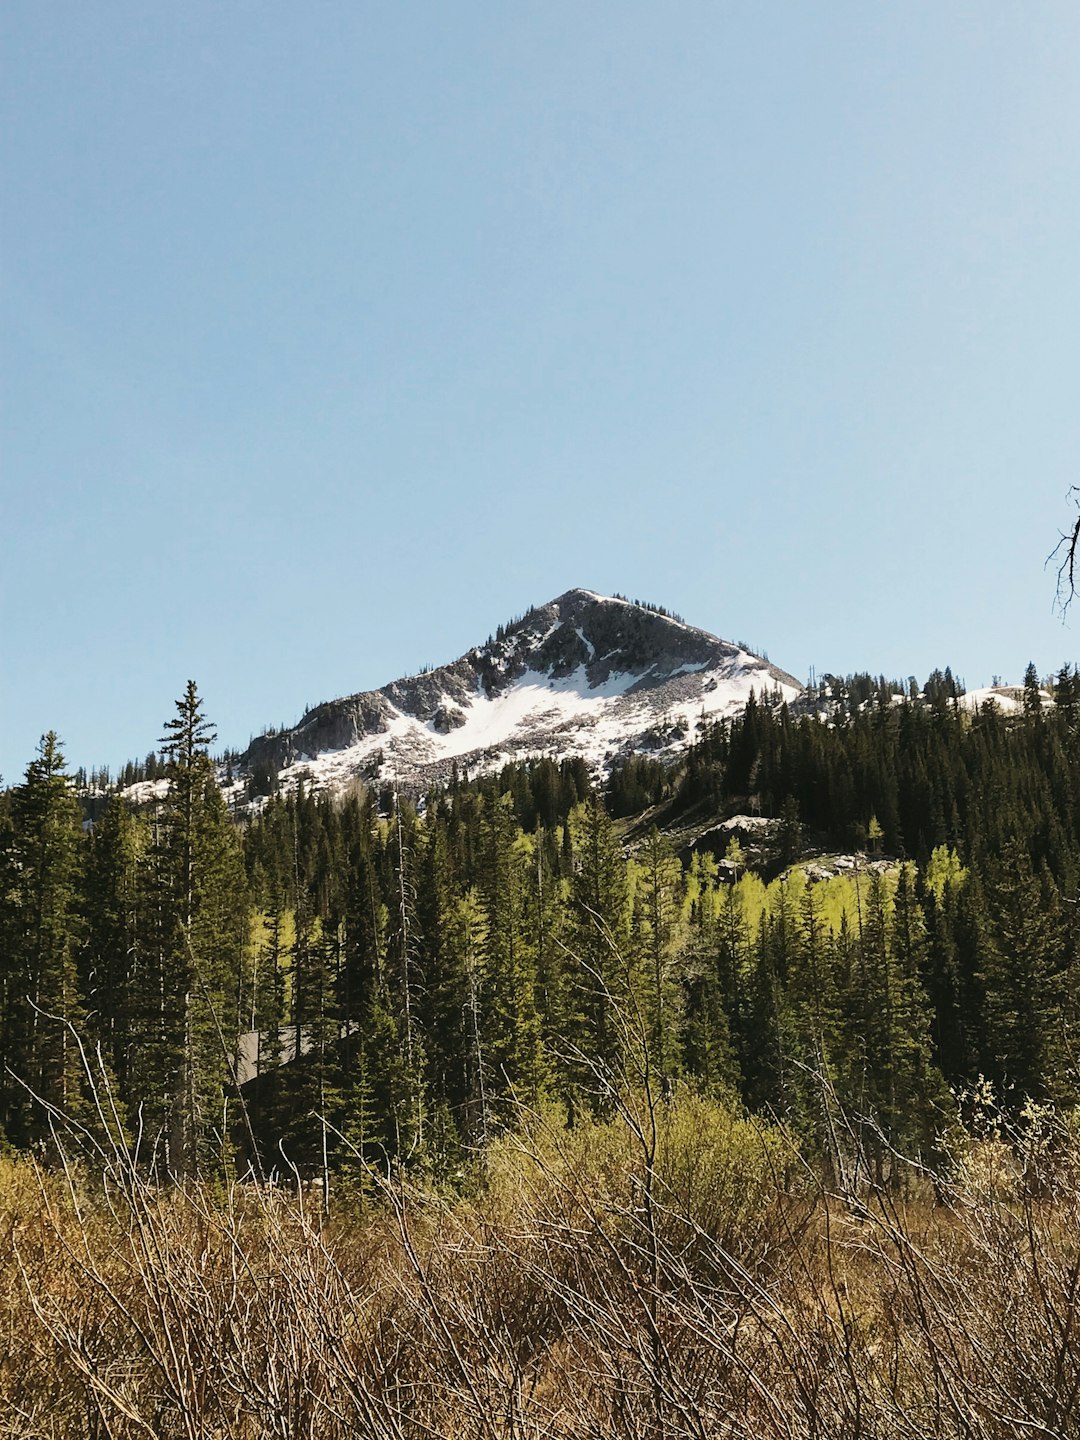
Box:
(4, 671), (1080, 1437)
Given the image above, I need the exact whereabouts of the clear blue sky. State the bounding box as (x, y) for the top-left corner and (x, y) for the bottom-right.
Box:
(4, 3), (1080, 781)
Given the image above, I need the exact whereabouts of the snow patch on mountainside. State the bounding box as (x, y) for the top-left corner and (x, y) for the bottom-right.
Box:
(260, 658), (797, 798)
(958, 685), (1045, 714)
(231, 588), (804, 801)
(122, 777), (171, 806)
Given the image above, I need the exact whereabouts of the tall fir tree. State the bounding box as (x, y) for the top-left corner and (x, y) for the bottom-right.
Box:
(140, 683), (249, 1180)
(631, 827), (683, 1084)
(984, 841), (1072, 1103)
(1, 734), (87, 1146)
(566, 794), (632, 1102)
(82, 793), (147, 1111)
(476, 795), (546, 1120)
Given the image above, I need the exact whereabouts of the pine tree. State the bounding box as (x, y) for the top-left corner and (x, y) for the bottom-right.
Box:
(1, 734), (87, 1146)
(678, 855), (738, 1097)
(525, 825), (572, 1104)
(566, 794), (632, 1101)
(1023, 661), (1043, 716)
(743, 876), (800, 1115)
(82, 794), (147, 1108)
(984, 841), (1069, 1103)
(417, 818), (467, 1126)
(848, 871), (890, 1179)
(477, 795), (546, 1120)
(0, 795), (17, 1139)
(716, 873), (754, 1091)
(140, 683), (249, 1180)
(631, 827), (683, 1084)
(282, 914), (342, 1182)
(776, 794), (803, 867)
(889, 865), (949, 1160)
(445, 886), (491, 1146)
(846, 869), (945, 1175)
(786, 877), (843, 1154)
(388, 803), (427, 1151)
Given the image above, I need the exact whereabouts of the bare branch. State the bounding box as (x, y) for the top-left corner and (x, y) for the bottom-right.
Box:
(1050, 486), (1080, 615)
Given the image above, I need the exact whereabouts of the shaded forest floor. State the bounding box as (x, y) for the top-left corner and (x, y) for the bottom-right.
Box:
(2, 1090), (1079, 1439)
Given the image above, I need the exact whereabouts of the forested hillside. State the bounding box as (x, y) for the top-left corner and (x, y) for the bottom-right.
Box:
(2, 667), (1078, 1187)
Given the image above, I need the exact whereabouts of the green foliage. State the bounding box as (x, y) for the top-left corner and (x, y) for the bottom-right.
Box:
(5, 670), (1080, 1188)
(485, 1087), (789, 1260)
(0, 734), (88, 1146)
(926, 844), (967, 902)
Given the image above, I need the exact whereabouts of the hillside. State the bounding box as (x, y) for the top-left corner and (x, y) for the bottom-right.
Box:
(235, 588), (802, 800)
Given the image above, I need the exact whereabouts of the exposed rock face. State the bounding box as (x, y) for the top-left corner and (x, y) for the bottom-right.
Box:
(245, 693), (394, 773)
(235, 589), (803, 801)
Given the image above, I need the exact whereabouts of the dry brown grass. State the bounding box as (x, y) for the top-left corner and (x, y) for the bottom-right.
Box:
(1, 1093), (1079, 1439)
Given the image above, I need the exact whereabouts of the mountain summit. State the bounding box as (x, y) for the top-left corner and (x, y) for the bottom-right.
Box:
(236, 589), (802, 799)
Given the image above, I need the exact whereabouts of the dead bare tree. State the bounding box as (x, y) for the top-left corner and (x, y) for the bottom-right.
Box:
(1051, 485), (1080, 614)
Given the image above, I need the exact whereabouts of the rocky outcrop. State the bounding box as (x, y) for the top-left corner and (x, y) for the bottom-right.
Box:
(234, 589), (803, 800)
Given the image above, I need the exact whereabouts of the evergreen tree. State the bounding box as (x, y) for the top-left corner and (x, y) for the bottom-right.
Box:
(445, 886), (491, 1145)
(786, 878), (843, 1154)
(525, 825), (572, 1104)
(418, 818), (467, 1127)
(566, 794), (632, 1100)
(743, 875), (801, 1115)
(251, 886), (288, 1077)
(0, 734), (87, 1146)
(139, 683), (249, 1180)
(630, 829), (688, 1082)
(742, 910), (786, 1114)
(679, 855), (738, 1097)
(984, 841), (1071, 1103)
(888, 865), (949, 1160)
(388, 803), (427, 1151)
(631, 828), (684, 1083)
(1023, 661), (1043, 716)
(82, 794), (147, 1108)
(716, 874), (754, 1090)
(477, 795), (546, 1119)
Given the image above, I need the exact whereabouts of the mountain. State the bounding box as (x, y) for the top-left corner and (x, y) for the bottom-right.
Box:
(233, 589), (803, 801)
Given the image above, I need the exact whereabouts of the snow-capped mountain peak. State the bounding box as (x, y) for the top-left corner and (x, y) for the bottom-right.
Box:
(234, 589), (802, 801)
